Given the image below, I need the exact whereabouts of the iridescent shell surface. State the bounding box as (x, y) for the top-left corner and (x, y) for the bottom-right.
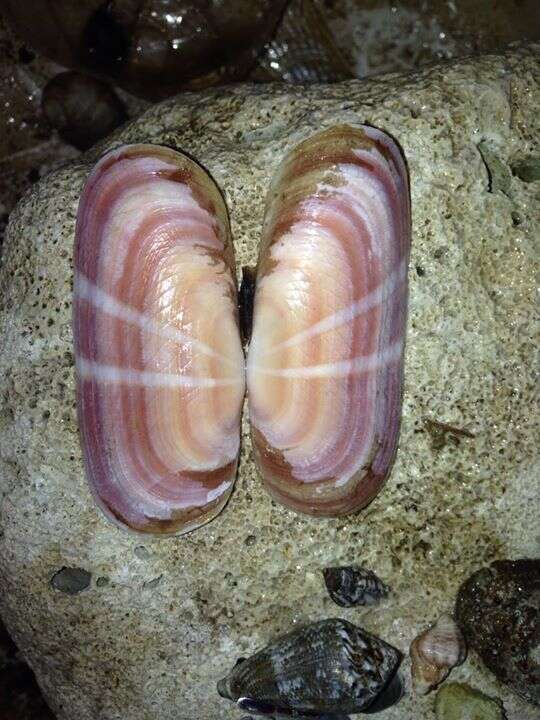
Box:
(247, 125), (410, 516)
(410, 614), (467, 694)
(217, 618), (402, 714)
(73, 144), (245, 534)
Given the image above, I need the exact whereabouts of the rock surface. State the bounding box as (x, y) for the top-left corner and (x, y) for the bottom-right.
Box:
(456, 559), (540, 705)
(435, 682), (505, 720)
(0, 46), (539, 720)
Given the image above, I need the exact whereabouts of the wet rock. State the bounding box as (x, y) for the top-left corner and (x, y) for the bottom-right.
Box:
(5, 0), (288, 99)
(0, 47), (539, 720)
(435, 683), (505, 720)
(455, 559), (540, 706)
(42, 71), (126, 150)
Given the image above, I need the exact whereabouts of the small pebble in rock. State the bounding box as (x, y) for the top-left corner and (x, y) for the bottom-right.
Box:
(435, 682), (506, 720)
(143, 575), (162, 590)
(50, 567), (91, 594)
(134, 545), (151, 560)
(512, 157), (540, 183)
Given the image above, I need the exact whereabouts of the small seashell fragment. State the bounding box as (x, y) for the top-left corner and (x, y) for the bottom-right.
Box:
(73, 144), (245, 534)
(239, 698), (351, 720)
(410, 614), (467, 694)
(323, 565), (390, 607)
(217, 618), (403, 715)
(247, 124), (410, 517)
(257, 0), (353, 83)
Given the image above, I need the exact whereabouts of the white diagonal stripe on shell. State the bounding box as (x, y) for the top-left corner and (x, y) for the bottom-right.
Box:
(257, 259), (407, 357)
(76, 357), (242, 388)
(250, 340), (403, 379)
(75, 273), (237, 367)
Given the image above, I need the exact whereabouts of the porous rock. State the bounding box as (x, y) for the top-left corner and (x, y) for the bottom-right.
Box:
(0, 46), (539, 720)
(456, 559), (540, 705)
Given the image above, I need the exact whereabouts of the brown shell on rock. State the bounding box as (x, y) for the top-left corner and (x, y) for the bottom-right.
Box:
(41, 71), (127, 150)
(410, 614), (467, 695)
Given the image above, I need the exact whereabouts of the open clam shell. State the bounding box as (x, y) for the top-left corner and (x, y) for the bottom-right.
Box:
(247, 125), (410, 516)
(73, 144), (245, 534)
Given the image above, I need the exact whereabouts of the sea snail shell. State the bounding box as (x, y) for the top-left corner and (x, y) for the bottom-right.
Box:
(410, 614), (467, 694)
(218, 618), (403, 715)
(73, 144), (245, 534)
(323, 565), (390, 607)
(247, 124), (411, 516)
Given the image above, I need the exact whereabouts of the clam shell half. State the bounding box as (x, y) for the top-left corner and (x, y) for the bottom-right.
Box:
(247, 125), (411, 516)
(73, 144), (245, 534)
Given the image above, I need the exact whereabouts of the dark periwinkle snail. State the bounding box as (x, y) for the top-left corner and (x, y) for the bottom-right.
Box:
(323, 566), (390, 607)
(217, 619), (403, 716)
(4, 0), (289, 100)
(41, 71), (126, 150)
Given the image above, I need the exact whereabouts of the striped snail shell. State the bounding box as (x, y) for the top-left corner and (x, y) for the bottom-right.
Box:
(217, 618), (403, 715)
(323, 565), (390, 607)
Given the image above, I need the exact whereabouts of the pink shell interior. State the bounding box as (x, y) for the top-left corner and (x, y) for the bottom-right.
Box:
(73, 144), (245, 534)
(247, 125), (410, 516)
